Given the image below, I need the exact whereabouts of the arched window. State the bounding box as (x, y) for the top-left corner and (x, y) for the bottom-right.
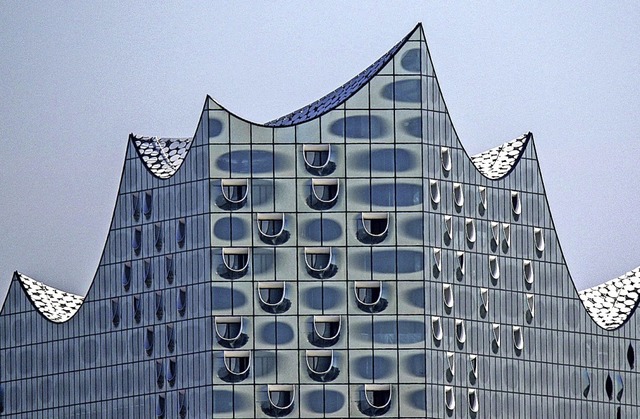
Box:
(489, 256), (500, 280)
(309, 178), (339, 209)
(444, 215), (453, 240)
(132, 193), (141, 221)
(133, 295), (142, 323)
(354, 281), (385, 312)
(468, 389), (479, 413)
(523, 260), (534, 285)
(453, 183), (464, 208)
(144, 259), (153, 288)
(455, 319), (466, 344)
(443, 284), (454, 309)
(177, 287), (187, 316)
(154, 223), (163, 251)
(305, 350), (336, 382)
(267, 385), (295, 414)
(257, 282), (289, 313)
(215, 316), (246, 348)
(257, 213), (287, 245)
(223, 351), (250, 380)
(304, 247), (335, 278)
(432, 316), (443, 341)
(511, 191), (521, 216)
(155, 291), (164, 320)
(166, 324), (175, 353)
(478, 186), (487, 211)
(303, 144), (332, 174)
(222, 248), (250, 277)
(513, 326), (524, 351)
(465, 218), (476, 243)
(155, 394), (165, 418)
(534, 228), (545, 252)
(445, 386), (455, 411)
(220, 179), (249, 209)
(165, 255), (174, 284)
(362, 384), (392, 415)
(132, 227), (142, 255)
(358, 212), (389, 244)
(312, 315), (341, 346)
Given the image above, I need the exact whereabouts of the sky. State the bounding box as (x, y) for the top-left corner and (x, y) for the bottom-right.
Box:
(0, 2), (639, 302)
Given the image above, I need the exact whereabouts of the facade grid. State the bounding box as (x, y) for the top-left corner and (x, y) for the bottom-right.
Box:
(0, 23), (638, 418)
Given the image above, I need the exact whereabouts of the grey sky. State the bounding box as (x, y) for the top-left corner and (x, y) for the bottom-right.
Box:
(1, 2), (639, 302)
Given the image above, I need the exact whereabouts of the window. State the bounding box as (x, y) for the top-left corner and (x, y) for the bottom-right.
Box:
(144, 259), (153, 288)
(469, 355), (478, 380)
(111, 299), (120, 327)
(468, 389), (479, 413)
(444, 215), (453, 240)
(492, 324), (501, 348)
(429, 180), (441, 204)
(177, 391), (187, 419)
(165, 255), (174, 284)
(304, 247), (335, 278)
(457, 251), (465, 275)
(223, 350), (250, 380)
(453, 183), (464, 208)
(132, 227), (142, 255)
(433, 248), (442, 272)
(222, 248), (250, 278)
(354, 281), (385, 312)
(215, 316), (246, 348)
(628, 344), (635, 369)
(431, 316), (443, 341)
(156, 360), (164, 389)
(362, 384), (392, 414)
(132, 193), (140, 221)
(513, 326), (524, 351)
(155, 394), (165, 418)
(257, 282), (289, 313)
(478, 186), (487, 211)
(490, 222), (499, 246)
(309, 178), (339, 209)
(511, 191), (521, 216)
(615, 373), (624, 401)
(358, 212), (389, 244)
(502, 223), (511, 247)
(303, 144), (333, 175)
(121, 262), (132, 290)
(455, 319), (466, 344)
(443, 284), (454, 309)
(312, 315), (341, 346)
(489, 256), (500, 280)
(220, 178), (248, 209)
(267, 385), (295, 414)
(523, 260), (534, 285)
(305, 350), (336, 381)
(257, 213), (288, 245)
(581, 369), (591, 398)
(480, 288), (489, 314)
(154, 223), (163, 251)
(447, 352), (455, 376)
(534, 228), (545, 252)
(166, 324), (175, 353)
(155, 291), (164, 320)
(526, 294), (535, 319)
(133, 295), (142, 323)
(445, 386), (455, 411)
(605, 374), (613, 400)
(441, 147), (452, 172)
(176, 218), (186, 247)
(177, 287), (187, 316)
(143, 190), (153, 219)
(144, 327), (154, 356)
(465, 218), (476, 243)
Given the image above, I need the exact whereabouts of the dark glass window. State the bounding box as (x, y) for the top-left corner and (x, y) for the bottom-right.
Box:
(145, 327), (154, 356)
(176, 218), (186, 247)
(155, 291), (164, 320)
(154, 223), (163, 251)
(177, 287), (187, 316)
(121, 262), (132, 290)
(111, 299), (120, 327)
(133, 295), (142, 323)
(143, 190), (153, 219)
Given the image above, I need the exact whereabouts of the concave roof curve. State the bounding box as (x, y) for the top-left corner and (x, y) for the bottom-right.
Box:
(264, 24), (420, 127)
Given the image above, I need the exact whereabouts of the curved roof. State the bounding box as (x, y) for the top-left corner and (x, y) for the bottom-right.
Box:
(470, 133), (530, 180)
(264, 24), (419, 127)
(15, 272), (84, 323)
(131, 134), (193, 179)
(579, 267), (640, 330)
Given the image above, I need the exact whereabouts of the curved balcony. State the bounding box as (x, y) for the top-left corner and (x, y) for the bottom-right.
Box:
(303, 144), (334, 175)
(219, 179), (248, 210)
(304, 247), (336, 279)
(357, 212), (389, 244)
(354, 281), (386, 312)
(257, 213), (288, 245)
(221, 350), (251, 382)
(305, 350), (338, 382)
(257, 282), (290, 313)
(311, 315), (341, 347)
(360, 384), (392, 416)
(215, 316), (247, 348)
(221, 248), (250, 279)
(308, 178), (339, 210)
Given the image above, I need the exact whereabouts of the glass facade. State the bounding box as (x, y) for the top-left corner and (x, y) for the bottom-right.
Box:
(0, 23), (638, 418)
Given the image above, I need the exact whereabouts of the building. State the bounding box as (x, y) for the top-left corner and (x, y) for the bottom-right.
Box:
(0, 23), (638, 418)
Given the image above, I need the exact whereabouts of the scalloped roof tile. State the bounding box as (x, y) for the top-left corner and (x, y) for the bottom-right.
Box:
(16, 273), (84, 323)
(470, 134), (529, 179)
(131, 135), (193, 179)
(579, 267), (640, 330)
